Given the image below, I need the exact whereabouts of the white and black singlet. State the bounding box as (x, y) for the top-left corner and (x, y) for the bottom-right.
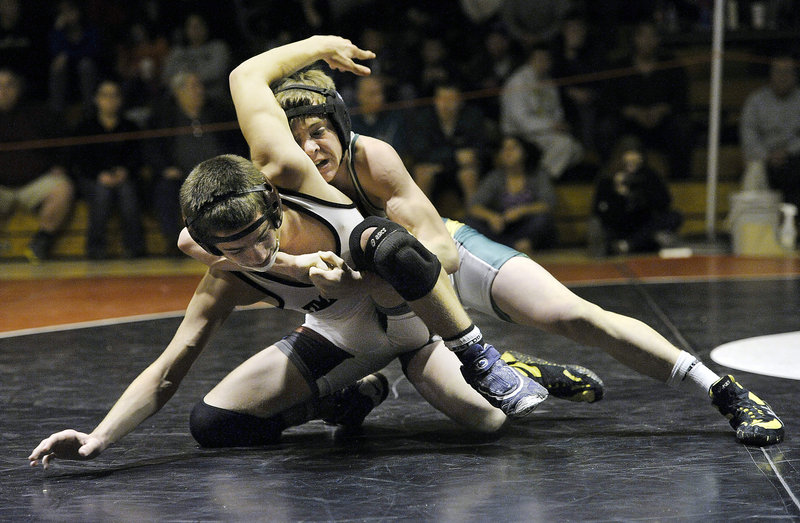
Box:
(231, 189), (427, 396)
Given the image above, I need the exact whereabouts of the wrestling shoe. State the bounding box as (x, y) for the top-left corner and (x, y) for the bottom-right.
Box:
(318, 373), (389, 427)
(501, 351), (604, 403)
(710, 375), (784, 446)
(459, 343), (549, 419)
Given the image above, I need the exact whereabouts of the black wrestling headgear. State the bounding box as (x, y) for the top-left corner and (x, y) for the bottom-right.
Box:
(185, 183), (282, 256)
(275, 84), (352, 150)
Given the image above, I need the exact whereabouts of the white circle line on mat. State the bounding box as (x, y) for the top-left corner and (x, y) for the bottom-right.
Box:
(710, 331), (800, 381)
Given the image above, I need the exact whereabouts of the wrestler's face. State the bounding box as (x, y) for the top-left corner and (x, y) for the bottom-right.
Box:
(213, 215), (280, 272)
(290, 116), (343, 182)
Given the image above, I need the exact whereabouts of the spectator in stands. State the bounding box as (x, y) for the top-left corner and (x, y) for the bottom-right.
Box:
(416, 36), (451, 99)
(161, 12), (231, 105)
(589, 137), (682, 256)
(0, 0), (49, 100)
(146, 71), (236, 249)
(114, 21), (170, 127)
(500, 43), (584, 181)
(500, 0), (574, 49)
(466, 134), (558, 254)
(71, 79), (145, 259)
(739, 54), (800, 213)
(47, 0), (100, 116)
(346, 26), (413, 99)
(602, 20), (693, 179)
(551, 10), (611, 159)
(460, 24), (522, 121)
(408, 79), (490, 215)
(458, 0), (503, 25)
(350, 74), (408, 157)
(0, 68), (74, 262)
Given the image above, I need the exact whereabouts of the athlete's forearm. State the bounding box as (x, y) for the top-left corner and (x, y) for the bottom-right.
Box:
(89, 363), (178, 449)
(270, 252), (314, 282)
(232, 35), (334, 86)
(89, 330), (212, 449)
(383, 194), (460, 273)
(89, 280), (235, 449)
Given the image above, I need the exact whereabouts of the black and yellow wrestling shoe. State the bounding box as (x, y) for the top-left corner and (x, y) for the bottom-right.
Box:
(319, 373), (389, 427)
(501, 351), (604, 403)
(710, 375), (784, 446)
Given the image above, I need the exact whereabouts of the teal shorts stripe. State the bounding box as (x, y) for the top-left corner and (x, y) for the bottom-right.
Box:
(444, 218), (527, 270)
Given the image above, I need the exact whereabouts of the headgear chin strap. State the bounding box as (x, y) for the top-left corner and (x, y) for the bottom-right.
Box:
(275, 84), (352, 150)
(185, 183), (282, 256)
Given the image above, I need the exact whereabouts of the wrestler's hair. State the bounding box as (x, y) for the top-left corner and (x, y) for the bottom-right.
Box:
(273, 68), (336, 110)
(179, 154), (279, 242)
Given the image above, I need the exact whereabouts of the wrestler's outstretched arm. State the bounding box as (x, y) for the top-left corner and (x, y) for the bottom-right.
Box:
(28, 271), (262, 469)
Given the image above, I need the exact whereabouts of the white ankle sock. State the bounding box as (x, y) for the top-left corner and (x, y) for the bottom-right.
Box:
(667, 350), (721, 397)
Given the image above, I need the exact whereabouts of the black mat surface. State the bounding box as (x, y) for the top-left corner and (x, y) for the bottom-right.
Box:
(3, 278), (799, 521)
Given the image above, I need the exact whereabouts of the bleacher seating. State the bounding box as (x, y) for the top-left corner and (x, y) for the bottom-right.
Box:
(0, 179), (739, 259)
(554, 179), (739, 247)
(0, 45), (765, 260)
(0, 204), (169, 259)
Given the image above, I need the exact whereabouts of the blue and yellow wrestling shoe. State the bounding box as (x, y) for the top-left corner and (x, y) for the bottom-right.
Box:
(710, 375), (784, 446)
(460, 343), (549, 419)
(318, 373), (389, 427)
(501, 351), (604, 403)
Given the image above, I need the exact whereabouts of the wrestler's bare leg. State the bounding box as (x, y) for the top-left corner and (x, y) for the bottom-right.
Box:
(204, 345), (312, 417)
(403, 341), (507, 433)
(491, 256), (680, 381)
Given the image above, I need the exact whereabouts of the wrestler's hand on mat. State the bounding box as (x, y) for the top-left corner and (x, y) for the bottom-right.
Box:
(315, 35), (375, 76)
(308, 251), (364, 298)
(29, 429), (105, 469)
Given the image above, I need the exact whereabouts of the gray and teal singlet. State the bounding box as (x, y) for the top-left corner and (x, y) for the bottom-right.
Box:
(346, 133), (527, 322)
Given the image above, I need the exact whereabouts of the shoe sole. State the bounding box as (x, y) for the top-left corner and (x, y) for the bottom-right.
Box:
(505, 389), (549, 419)
(736, 426), (785, 446)
(711, 375), (784, 446)
(502, 351), (605, 403)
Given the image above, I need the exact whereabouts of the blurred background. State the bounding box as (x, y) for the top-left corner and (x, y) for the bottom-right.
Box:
(1, 0), (799, 264)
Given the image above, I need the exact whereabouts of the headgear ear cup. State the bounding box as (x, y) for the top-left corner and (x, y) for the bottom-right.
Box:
(263, 182), (282, 229)
(183, 218), (224, 255)
(275, 84), (352, 150)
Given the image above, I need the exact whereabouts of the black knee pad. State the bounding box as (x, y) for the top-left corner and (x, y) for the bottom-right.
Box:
(349, 216), (441, 302)
(189, 401), (283, 448)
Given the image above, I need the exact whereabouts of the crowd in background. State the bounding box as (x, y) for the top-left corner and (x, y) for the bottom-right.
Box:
(1, 0), (798, 261)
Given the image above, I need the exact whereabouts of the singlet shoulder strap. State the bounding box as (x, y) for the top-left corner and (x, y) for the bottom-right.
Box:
(346, 132), (386, 217)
